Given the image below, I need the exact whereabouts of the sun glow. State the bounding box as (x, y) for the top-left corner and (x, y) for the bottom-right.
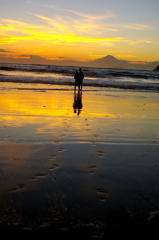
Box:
(0, 1), (158, 63)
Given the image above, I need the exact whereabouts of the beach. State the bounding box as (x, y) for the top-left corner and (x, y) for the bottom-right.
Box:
(0, 79), (159, 237)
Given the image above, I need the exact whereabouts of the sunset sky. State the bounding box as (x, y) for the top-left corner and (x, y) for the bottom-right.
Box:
(0, 0), (159, 64)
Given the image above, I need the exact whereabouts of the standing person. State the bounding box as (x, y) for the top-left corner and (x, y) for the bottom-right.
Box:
(74, 70), (79, 90)
(79, 68), (84, 89)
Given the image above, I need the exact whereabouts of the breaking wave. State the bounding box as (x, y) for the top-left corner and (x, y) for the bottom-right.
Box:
(0, 63), (159, 92)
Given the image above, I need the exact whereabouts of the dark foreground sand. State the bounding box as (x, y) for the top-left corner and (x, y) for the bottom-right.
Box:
(0, 83), (159, 237)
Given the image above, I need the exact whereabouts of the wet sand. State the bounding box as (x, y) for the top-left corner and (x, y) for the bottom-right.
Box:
(0, 83), (159, 237)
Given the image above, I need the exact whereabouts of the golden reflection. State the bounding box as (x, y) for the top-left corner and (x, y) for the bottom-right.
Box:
(0, 87), (159, 125)
(0, 90), (74, 118)
(0, 87), (159, 145)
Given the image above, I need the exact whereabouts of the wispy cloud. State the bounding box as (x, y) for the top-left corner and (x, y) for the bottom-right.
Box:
(27, 13), (69, 31)
(0, 15), (121, 46)
(117, 54), (136, 58)
(40, 5), (119, 35)
(28, 10), (119, 36)
(123, 39), (152, 45)
(0, 10), (152, 49)
(43, 4), (117, 20)
(0, 17), (56, 44)
(124, 23), (153, 30)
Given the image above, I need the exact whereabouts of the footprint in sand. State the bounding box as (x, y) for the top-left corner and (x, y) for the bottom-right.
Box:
(59, 134), (66, 138)
(58, 147), (66, 153)
(31, 173), (46, 180)
(90, 141), (96, 146)
(49, 163), (59, 171)
(92, 134), (100, 138)
(92, 150), (107, 158)
(96, 188), (108, 202)
(88, 165), (97, 174)
(97, 150), (105, 157)
(10, 184), (25, 192)
(49, 154), (58, 160)
(63, 119), (68, 124)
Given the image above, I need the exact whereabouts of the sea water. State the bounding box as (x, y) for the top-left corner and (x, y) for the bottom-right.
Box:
(0, 63), (159, 92)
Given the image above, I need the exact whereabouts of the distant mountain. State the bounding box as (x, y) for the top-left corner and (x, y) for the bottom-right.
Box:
(88, 55), (159, 70)
(91, 55), (118, 67)
(153, 65), (159, 71)
(89, 55), (130, 68)
(0, 54), (159, 71)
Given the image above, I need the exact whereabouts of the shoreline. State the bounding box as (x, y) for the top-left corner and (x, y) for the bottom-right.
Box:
(0, 83), (159, 237)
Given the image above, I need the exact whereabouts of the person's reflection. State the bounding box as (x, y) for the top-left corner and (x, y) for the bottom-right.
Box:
(73, 89), (83, 115)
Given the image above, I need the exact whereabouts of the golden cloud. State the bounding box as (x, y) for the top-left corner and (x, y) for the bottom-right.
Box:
(125, 23), (154, 30)
(0, 15), (123, 45)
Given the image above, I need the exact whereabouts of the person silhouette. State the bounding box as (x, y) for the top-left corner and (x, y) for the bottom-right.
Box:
(74, 70), (79, 90)
(78, 68), (84, 89)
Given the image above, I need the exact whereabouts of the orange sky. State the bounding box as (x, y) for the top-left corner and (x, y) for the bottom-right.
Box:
(0, 0), (159, 63)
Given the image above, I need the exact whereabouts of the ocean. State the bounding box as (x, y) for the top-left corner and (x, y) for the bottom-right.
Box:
(0, 62), (159, 92)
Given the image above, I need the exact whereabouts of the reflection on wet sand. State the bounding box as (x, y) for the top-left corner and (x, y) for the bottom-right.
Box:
(73, 89), (83, 115)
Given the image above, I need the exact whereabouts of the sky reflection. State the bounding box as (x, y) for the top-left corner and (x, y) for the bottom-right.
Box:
(0, 87), (159, 145)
